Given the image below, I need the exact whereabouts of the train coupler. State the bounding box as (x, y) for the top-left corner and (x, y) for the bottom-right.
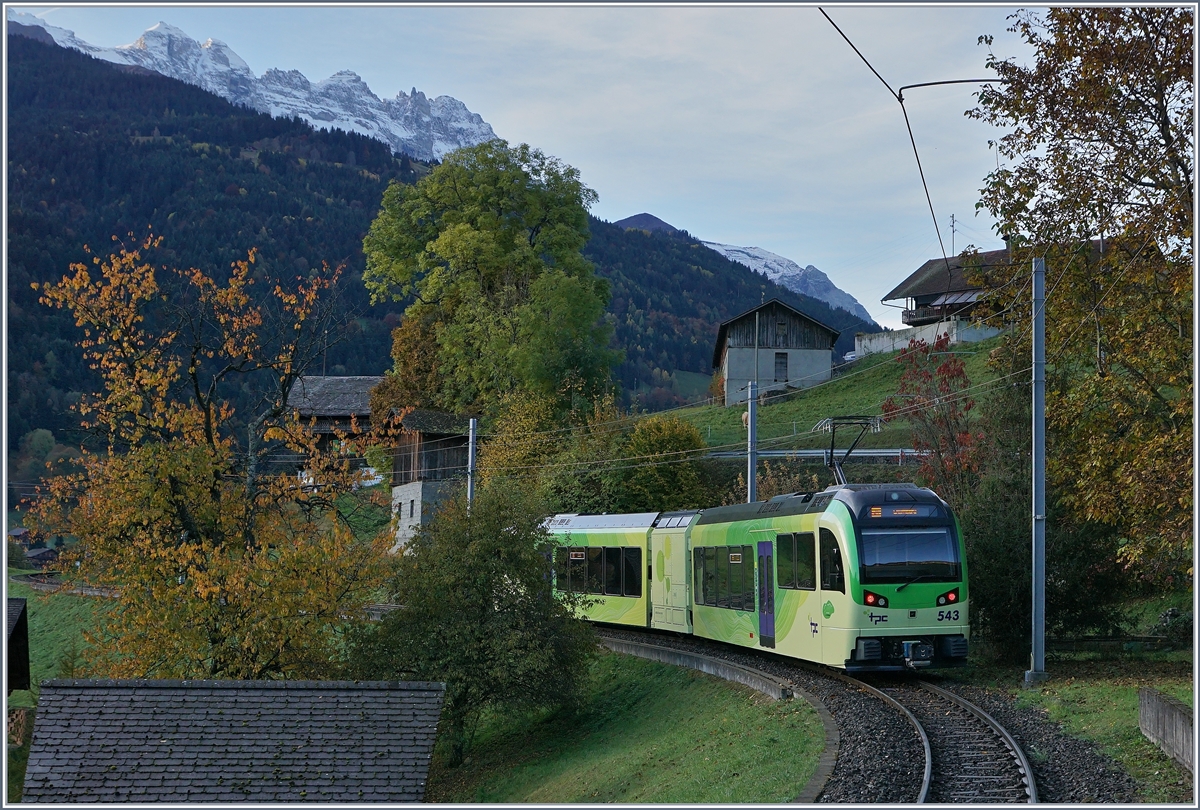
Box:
(902, 640), (935, 669)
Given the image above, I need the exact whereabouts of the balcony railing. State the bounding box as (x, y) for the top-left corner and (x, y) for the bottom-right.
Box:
(902, 305), (974, 326)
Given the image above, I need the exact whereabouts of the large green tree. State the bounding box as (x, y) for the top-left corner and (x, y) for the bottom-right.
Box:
(970, 8), (1193, 580)
(345, 483), (595, 767)
(363, 140), (618, 417)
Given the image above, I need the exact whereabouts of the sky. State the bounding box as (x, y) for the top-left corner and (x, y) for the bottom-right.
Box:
(10, 3), (1039, 330)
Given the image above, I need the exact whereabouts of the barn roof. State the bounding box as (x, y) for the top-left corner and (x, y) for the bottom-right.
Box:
(286, 376), (470, 435)
(287, 375), (382, 418)
(712, 298), (841, 368)
(882, 247), (1011, 302)
(23, 679), (445, 803)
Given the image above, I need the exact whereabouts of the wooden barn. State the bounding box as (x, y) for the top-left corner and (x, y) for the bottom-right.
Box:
(713, 299), (840, 406)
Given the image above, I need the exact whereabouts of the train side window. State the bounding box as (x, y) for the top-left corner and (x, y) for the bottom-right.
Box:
(704, 547), (717, 606)
(797, 532), (816, 590)
(743, 545), (755, 610)
(568, 550), (586, 593)
(776, 533), (796, 589)
(693, 549), (704, 605)
(622, 548), (642, 597)
(716, 547), (731, 608)
(554, 548), (569, 591)
(604, 547), (622, 595)
(587, 547), (604, 594)
(820, 529), (844, 593)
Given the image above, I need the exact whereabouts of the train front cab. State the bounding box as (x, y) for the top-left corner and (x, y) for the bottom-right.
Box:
(824, 485), (970, 671)
(547, 512), (657, 628)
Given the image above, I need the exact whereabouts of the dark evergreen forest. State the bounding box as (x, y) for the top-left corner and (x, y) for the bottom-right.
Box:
(7, 33), (876, 462)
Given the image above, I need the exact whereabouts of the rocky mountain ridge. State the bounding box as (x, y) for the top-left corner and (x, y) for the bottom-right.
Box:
(7, 11), (497, 162)
(613, 213), (877, 329)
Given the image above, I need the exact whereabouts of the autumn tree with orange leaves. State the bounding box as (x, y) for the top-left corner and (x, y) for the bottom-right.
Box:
(971, 8), (1192, 580)
(28, 236), (401, 679)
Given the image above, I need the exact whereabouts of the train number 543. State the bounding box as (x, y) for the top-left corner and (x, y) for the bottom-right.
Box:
(937, 609), (961, 622)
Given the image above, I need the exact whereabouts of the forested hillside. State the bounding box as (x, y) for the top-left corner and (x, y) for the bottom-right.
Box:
(7, 34), (417, 451)
(7, 32), (877, 459)
(584, 220), (873, 408)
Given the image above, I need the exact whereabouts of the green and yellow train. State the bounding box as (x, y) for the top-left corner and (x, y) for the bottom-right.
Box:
(548, 483), (969, 671)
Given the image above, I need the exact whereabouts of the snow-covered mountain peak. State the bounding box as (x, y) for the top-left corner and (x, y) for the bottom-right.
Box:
(6, 11), (498, 162)
(145, 21), (191, 38)
(201, 39), (250, 70)
(701, 240), (877, 327)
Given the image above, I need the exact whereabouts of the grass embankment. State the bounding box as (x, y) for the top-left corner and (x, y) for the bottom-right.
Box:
(427, 649), (824, 803)
(678, 336), (1003, 453)
(944, 592), (1194, 804)
(7, 574), (107, 707)
(6, 573), (108, 802)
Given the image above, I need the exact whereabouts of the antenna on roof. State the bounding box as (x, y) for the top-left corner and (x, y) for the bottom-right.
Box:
(811, 415), (882, 485)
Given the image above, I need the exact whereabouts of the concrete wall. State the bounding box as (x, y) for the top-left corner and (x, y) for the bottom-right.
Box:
(390, 479), (459, 551)
(855, 320), (1001, 358)
(723, 346), (831, 406)
(1139, 687), (1194, 775)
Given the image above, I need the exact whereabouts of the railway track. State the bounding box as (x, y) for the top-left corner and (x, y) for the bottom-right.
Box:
(596, 628), (1037, 803)
(860, 677), (1037, 803)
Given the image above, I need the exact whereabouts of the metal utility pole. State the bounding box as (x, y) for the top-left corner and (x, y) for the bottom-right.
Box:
(747, 381), (758, 503)
(1025, 258), (1048, 686)
(754, 310), (761, 395)
(466, 417), (477, 508)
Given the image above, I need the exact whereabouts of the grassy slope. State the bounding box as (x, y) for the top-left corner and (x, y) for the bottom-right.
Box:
(427, 649), (824, 803)
(942, 591), (1194, 803)
(6, 576), (108, 708)
(6, 575), (108, 802)
(679, 336), (1003, 452)
(1021, 653), (1192, 803)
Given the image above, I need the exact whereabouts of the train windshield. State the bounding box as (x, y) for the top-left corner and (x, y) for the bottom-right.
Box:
(858, 527), (960, 584)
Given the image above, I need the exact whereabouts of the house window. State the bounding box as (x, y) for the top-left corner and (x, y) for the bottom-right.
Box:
(774, 352), (788, 382)
(776, 320), (788, 344)
(409, 500), (415, 519)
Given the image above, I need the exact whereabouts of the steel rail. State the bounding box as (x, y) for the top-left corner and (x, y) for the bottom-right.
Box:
(918, 680), (1038, 803)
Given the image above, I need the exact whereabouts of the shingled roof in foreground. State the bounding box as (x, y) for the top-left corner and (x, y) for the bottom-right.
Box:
(23, 679), (445, 803)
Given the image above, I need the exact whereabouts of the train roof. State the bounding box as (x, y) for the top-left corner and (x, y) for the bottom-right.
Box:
(695, 483), (937, 526)
(544, 512), (660, 531)
(654, 510), (699, 529)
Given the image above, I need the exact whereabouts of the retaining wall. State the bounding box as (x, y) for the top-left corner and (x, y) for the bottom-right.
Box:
(1139, 687), (1193, 775)
(855, 321), (1000, 358)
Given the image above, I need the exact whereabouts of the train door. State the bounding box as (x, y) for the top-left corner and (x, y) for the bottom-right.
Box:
(756, 540), (775, 648)
(649, 528), (690, 632)
(818, 528), (847, 663)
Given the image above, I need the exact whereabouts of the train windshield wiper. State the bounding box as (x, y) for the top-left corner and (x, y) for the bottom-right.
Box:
(896, 574), (933, 592)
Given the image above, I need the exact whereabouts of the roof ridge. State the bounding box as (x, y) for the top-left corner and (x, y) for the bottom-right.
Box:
(43, 678), (446, 690)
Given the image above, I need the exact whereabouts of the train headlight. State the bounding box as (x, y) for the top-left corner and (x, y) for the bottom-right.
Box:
(936, 588), (960, 606)
(863, 590), (888, 608)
